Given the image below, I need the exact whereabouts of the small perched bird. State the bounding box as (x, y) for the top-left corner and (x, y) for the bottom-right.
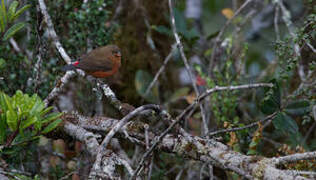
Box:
(62, 45), (122, 78)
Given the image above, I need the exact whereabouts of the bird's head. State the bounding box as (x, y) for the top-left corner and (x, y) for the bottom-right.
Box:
(107, 45), (121, 58)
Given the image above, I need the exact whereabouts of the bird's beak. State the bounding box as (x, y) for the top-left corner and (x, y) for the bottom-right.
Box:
(115, 51), (122, 57)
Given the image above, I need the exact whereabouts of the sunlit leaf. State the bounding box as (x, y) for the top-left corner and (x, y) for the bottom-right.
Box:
(41, 112), (62, 124)
(40, 106), (53, 117)
(221, 8), (234, 19)
(4, 94), (18, 131)
(21, 116), (38, 130)
(29, 97), (44, 116)
(185, 93), (196, 104)
(42, 119), (62, 134)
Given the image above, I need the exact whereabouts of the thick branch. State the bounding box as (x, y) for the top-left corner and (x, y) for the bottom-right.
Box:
(63, 111), (313, 180)
(131, 83), (273, 178)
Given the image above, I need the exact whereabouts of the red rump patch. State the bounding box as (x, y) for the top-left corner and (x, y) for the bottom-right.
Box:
(73, 61), (79, 66)
(196, 75), (206, 86)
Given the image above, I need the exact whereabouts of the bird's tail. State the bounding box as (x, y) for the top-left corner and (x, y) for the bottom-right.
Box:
(61, 61), (79, 71)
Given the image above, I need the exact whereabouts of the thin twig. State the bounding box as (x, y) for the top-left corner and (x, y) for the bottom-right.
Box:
(283, 170), (316, 177)
(44, 71), (76, 106)
(59, 171), (75, 180)
(96, 80), (134, 115)
(91, 105), (161, 179)
(99, 104), (160, 155)
(274, 151), (316, 165)
(262, 137), (282, 148)
(175, 169), (184, 180)
(276, 0), (307, 81)
(208, 0), (254, 75)
(131, 83), (273, 178)
(305, 41), (316, 54)
(144, 124), (153, 179)
(208, 165), (214, 180)
(144, 50), (173, 96)
(303, 105), (316, 143)
(168, 0), (209, 135)
(9, 38), (21, 53)
(208, 112), (278, 137)
(274, 4), (280, 41)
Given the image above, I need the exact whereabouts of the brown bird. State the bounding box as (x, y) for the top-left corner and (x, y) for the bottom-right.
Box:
(62, 45), (122, 78)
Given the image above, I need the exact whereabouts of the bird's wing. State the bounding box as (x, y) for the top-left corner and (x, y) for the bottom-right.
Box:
(77, 49), (114, 72)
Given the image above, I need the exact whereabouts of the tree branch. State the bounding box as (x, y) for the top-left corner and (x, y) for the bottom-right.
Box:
(38, 0), (72, 64)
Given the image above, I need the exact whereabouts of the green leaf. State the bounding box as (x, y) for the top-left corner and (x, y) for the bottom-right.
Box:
(39, 106), (53, 116)
(260, 79), (281, 114)
(135, 70), (159, 103)
(21, 116), (38, 130)
(0, 91), (8, 112)
(6, 110), (18, 131)
(0, 117), (6, 144)
(288, 132), (304, 147)
(3, 22), (25, 40)
(12, 4), (30, 22)
(0, 0), (7, 32)
(0, 58), (6, 69)
(206, 31), (220, 40)
(4, 94), (18, 131)
(247, 149), (257, 155)
(249, 140), (258, 148)
(174, 8), (186, 35)
(272, 112), (298, 134)
(42, 119), (62, 134)
(184, 28), (199, 40)
(152, 25), (171, 36)
(284, 100), (310, 116)
(29, 98), (44, 117)
(7, 1), (18, 22)
(0, 92), (7, 143)
(0, 0), (5, 32)
(41, 112), (62, 124)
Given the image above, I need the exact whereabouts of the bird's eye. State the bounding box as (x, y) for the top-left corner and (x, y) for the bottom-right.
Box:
(113, 50), (122, 57)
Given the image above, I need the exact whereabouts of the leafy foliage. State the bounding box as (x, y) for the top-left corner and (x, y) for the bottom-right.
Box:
(50, 0), (116, 55)
(260, 79), (281, 115)
(0, 0), (30, 41)
(0, 90), (62, 147)
(152, 7), (200, 45)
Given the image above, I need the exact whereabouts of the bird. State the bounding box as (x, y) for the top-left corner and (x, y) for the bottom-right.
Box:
(62, 45), (122, 78)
